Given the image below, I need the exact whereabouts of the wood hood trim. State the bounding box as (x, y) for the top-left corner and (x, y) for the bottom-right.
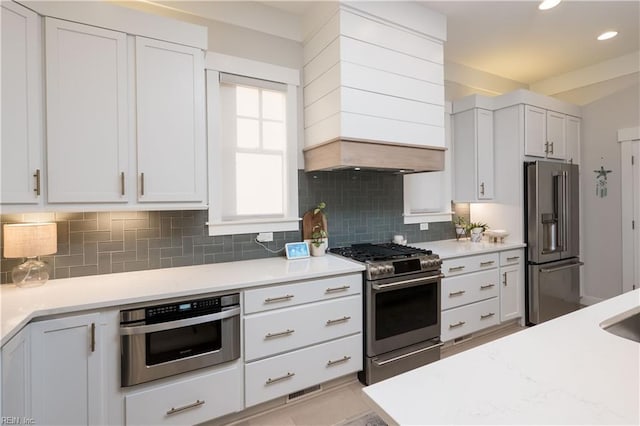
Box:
(303, 139), (446, 173)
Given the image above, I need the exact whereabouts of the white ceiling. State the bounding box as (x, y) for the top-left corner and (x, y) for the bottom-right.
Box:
(264, 0), (640, 85)
(152, 1), (639, 86)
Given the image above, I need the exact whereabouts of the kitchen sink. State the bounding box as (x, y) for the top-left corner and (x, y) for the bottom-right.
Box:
(600, 306), (640, 343)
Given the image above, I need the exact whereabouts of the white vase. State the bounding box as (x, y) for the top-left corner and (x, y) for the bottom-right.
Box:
(310, 241), (327, 256)
(470, 228), (483, 242)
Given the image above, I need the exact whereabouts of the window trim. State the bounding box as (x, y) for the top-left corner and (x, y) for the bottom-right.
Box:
(206, 52), (300, 236)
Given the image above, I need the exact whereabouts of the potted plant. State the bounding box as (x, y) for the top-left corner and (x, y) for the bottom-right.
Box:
(453, 216), (467, 240)
(466, 222), (488, 242)
(310, 224), (328, 256)
(309, 202), (328, 256)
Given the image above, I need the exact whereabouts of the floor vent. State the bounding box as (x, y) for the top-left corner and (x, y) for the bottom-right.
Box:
(286, 384), (322, 403)
(453, 334), (473, 344)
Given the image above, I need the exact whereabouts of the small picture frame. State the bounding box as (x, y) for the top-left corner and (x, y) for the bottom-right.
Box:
(285, 242), (310, 259)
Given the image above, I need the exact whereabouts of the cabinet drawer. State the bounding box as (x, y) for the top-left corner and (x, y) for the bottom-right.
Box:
(244, 295), (362, 361)
(500, 249), (523, 266)
(442, 253), (499, 277)
(245, 334), (362, 407)
(442, 269), (499, 310)
(244, 274), (362, 314)
(125, 364), (242, 426)
(441, 297), (500, 342)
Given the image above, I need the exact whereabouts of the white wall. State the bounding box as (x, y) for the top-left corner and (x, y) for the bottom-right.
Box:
(580, 83), (640, 302)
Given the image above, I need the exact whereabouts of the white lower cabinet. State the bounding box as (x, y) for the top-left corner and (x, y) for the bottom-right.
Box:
(30, 313), (104, 425)
(441, 297), (500, 342)
(499, 249), (524, 322)
(1, 326), (31, 419)
(243, 273), (363, 408)
(245, 334), (362, 407)
(124, 363), (242, 426)
(441, 249), (524, 342)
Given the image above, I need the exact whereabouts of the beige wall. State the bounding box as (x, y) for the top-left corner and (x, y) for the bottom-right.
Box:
(580, 83), (640, 301)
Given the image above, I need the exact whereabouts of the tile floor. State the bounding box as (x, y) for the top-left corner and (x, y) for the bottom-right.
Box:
(220, 323), (526, 426)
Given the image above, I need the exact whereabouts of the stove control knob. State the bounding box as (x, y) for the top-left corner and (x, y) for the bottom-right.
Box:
(369, 266), (380, 276)
(386, 265), (395, 274)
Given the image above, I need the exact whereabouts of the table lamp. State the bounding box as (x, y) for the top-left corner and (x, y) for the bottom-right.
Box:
(3, 223), (57, 287)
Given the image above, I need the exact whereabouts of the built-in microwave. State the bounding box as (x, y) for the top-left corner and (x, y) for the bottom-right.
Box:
(120, 293), (240, 387)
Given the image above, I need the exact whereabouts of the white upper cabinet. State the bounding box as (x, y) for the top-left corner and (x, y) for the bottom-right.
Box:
(453, 108), (494, 202)
(1, 2), (43, 205)
(524, 105), (570, 160)
(565, 115), (581, 165)
(45, 18), (129, 203)
(135, 37), (206, 203)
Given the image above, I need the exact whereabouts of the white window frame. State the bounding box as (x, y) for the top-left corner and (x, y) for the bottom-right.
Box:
(206, 52), (300, 236)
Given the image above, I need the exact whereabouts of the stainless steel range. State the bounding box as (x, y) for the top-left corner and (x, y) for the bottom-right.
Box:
(329, 243), (443, 385)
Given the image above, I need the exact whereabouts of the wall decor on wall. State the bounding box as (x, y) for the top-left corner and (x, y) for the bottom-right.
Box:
(594, 164), (613, 198)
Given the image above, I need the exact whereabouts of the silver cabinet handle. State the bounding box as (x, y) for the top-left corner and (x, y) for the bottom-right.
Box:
(120, 172), (125, 196)
(325, 285), (350, 293)
(166, 399), (205, 416)
(449, 290), (465, 297)
(503, 272), (507, 286)
(140, 172), (145, 196)
(327, 356), (351, 366)
(449, 321), (466, 329)
(265, 329), (295, 339)
(90, 323), (96, 353)
(481, 312), (496, 320)
(506, 256), (520, 261)
(545, 141), (550, 154)
(265, 294), (294, 303)
(448, 266), (465, 272)
(480, 261), (495, 266)
(480, 284), (495, 290)
(480, 182), (485, 196)
(33, 169), (41, 196)
(326, 316), (351, 325)
(550, 141), (554, 154)
(266, 372), (295, 385)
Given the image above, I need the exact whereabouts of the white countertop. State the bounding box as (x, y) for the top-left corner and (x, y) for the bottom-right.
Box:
(363, 288), (640, 425)
(413, 239), (526, 259)
(0, 255), (365, 346)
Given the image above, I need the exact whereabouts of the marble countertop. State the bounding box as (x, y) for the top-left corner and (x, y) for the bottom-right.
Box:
(363, 288), (640, 425)
(413, 239), (526, 259)
(0, 255), (365, 346)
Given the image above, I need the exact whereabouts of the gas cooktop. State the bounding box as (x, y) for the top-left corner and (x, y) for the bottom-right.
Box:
(329, 243), (432, 263)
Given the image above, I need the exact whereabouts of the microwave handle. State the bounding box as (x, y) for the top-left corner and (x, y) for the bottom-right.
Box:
(119, 307), (240, 336)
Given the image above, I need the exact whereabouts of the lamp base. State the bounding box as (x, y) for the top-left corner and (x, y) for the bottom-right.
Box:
(12, 258), (50, 288)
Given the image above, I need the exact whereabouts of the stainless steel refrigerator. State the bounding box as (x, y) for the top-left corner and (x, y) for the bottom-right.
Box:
(525, 160), (583, 324)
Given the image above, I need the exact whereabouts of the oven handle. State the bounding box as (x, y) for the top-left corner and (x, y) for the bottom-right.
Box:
(372, 274), (444, 291)
(119, 307), (240, 336)
(372, 341), (444, 366)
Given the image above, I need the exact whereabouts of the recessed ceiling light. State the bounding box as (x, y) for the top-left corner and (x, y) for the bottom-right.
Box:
(539, 0), (561, 10)
(597, 31), (618, 41)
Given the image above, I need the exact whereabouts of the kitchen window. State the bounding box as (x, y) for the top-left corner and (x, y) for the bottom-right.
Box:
(206, 53), (300, 236)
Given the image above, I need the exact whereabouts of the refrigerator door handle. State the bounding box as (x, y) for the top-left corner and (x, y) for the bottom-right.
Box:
(554, 171), (568, 253)
(540, 261), (584, 273)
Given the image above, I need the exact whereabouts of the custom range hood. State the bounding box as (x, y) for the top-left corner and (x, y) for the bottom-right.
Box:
(302, 2), (447, 173)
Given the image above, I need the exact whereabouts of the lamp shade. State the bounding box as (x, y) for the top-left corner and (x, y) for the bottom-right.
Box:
(3, 223), (57, 258)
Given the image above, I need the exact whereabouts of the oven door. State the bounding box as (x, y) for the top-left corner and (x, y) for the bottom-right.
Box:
(366, 271), (442, 356)
(120, 307), (240, 387)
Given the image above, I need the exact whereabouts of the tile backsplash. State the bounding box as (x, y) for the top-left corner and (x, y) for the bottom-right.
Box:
(1, 170), (458, 284)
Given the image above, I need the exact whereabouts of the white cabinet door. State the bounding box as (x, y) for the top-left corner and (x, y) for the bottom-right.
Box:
(45, 18), (128, 203)
(30, 313), (103, 425)
(524, 105), (547, 158)
(1, 326), (31, 418)
(500, 264), (522, 322)
(135, 37), (206, 203)
(453, 108), (494, 202)
(476, 108), (494, 199)
(546, 111), (566, 160)
(565, 116), (581, 165)
(1, 2), (43, 205)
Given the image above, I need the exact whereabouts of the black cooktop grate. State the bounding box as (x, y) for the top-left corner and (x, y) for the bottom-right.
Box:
(329, 243), (432, 262)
